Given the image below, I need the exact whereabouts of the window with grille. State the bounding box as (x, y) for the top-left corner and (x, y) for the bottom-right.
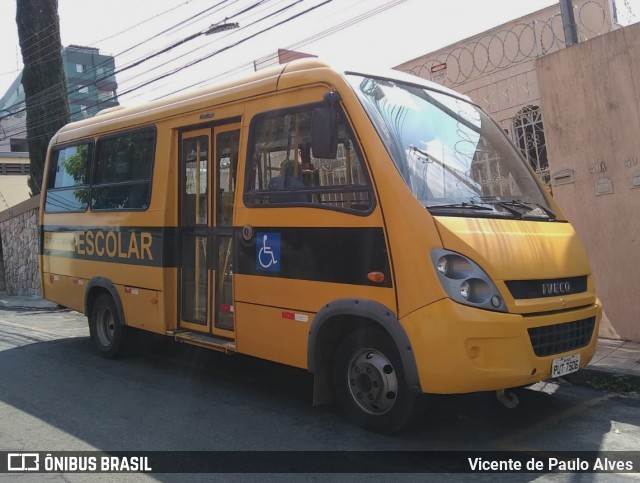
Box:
(513, 105), (549, 183)
(244, 105), (373, 213)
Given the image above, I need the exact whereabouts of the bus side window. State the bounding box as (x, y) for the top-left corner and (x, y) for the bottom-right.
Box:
(244, 104), (373, 212)
(92, 127), (155, 211)
(44, 142), (92, 213)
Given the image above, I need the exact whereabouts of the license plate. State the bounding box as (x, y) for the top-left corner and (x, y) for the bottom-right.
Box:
(551, 353), (581, 378)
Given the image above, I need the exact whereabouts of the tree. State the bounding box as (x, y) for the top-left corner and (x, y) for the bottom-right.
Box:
(16, 0), (69, 195)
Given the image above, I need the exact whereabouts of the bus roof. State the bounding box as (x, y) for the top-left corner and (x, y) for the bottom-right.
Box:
(51, 58), (469, 145)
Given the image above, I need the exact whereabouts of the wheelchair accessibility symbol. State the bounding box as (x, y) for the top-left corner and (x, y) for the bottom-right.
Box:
(256, 232), (280, 271)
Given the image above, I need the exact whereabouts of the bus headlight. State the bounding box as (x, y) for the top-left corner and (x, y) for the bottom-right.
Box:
(460, 280), (470, 299)
(431, 250), (506, 312)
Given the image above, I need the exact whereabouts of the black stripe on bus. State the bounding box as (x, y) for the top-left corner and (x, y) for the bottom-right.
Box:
(235, 227), (392, 287)
(40, 225), (179, 268)
(41, 225), (392, 287)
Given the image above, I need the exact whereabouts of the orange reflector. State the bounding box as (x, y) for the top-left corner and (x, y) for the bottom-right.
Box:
(367, 272), (385, 283)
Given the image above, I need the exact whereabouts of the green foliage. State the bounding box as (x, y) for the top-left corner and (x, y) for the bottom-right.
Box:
(587, 374), (640, 393)
(61, 144), (89, 205)
(61, 144), (88, 185)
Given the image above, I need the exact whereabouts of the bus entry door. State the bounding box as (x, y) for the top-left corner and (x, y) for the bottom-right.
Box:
(179, 124), (240, 337)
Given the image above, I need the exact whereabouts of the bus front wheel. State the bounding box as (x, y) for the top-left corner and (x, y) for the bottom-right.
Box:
(89, 293), (124, 359)
(333, 329), (418, 433)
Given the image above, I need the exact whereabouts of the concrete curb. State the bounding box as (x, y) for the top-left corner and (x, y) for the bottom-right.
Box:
(0, 295), (59, 311)
(565, 367), (640, 393)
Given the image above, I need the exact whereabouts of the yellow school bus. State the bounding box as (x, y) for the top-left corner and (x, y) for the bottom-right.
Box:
(40, 59), (601, 433)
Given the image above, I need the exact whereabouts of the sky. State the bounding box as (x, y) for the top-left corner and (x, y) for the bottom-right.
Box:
(0, 0), (633, 106)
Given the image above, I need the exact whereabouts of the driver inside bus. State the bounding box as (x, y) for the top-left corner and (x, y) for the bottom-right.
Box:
(298, 144), (319, 187)
(268, 160), (303, 191)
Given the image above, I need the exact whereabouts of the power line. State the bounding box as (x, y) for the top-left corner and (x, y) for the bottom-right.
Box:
(0, 0), (312, 126)
(0, 0), (239, 114)
(3, 0), (405, 141)
(140, 0), (401, 95)
(87, 0), (205, 46)
(112, 0), (298, 101)
(0, 0), (265, 118)
(1, 0), (219, 77)
(2, 0), (314, 137)
(167, 0), (405, 95)
(105, 0), (268, 82)
(78, 0), (336, 104)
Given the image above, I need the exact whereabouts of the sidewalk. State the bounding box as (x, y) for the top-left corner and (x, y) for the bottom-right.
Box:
(578, 338), (640, 389)
(0, 293), (59, 310)
(0, 294), (638, 389)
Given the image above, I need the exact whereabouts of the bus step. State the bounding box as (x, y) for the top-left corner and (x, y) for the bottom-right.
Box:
(174, 331), (236, 354)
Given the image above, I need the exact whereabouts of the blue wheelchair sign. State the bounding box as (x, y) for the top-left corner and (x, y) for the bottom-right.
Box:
(256, 232), (280, 272)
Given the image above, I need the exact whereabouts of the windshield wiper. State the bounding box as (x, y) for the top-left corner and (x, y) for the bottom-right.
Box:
(427, 202), (493, 211)
(428, 199), (555, 220)
(491, 200), (556, 220)
(489, 201), (524, 219)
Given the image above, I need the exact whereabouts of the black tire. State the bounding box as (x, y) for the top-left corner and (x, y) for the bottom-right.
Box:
(89, 293), (124, 359)
(333, 328), (418, 434)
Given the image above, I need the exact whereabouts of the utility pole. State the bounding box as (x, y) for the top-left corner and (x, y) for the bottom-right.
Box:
(559, 0), (579, 46)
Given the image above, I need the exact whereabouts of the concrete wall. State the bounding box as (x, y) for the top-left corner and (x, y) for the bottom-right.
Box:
(537, 22), (640, 342)
(394, 0), (615, 127)
(0, 195), (40, 295)
(394, 0), (617, 185)
(0, 152), (31, 209)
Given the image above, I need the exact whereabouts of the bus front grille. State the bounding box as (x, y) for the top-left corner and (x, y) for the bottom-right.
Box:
(505, 276), (587, 299)
(528, 317), (596, 357)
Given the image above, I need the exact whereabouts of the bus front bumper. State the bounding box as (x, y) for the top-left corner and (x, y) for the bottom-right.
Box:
(402, 298), (601, 394)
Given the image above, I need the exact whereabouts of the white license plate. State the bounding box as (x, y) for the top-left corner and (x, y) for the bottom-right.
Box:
(551, 353), (581, 378)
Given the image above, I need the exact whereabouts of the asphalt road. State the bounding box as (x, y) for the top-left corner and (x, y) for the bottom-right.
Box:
(0, 307), (639, 482)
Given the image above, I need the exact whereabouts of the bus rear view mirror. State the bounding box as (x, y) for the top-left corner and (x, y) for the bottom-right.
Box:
(311, 108), (338, 159)
(312, 93), (340, 159)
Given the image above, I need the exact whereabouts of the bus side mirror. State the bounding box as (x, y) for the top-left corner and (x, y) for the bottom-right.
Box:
(312, 92), (340, 159)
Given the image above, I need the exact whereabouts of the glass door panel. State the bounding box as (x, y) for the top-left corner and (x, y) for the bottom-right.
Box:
(181, 234), (208, 323)
(212, 127), (240, 332)
(180, 130), (210, 330)
(179, 125), (240, 335)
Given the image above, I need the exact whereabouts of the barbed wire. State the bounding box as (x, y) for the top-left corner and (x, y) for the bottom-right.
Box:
(398, 0), (624, 184)
(402, 0), (613, 88)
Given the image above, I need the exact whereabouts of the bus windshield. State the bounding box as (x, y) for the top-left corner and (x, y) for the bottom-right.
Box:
(347, 74), (554, 220)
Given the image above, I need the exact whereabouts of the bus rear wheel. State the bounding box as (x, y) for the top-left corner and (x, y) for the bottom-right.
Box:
(333, 329), (418, 434)
(89, 294), (124, 359)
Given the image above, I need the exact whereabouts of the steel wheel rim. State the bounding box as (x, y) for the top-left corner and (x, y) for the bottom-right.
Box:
(96, 306), (115, 347)
(346, 348), (398, 415)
